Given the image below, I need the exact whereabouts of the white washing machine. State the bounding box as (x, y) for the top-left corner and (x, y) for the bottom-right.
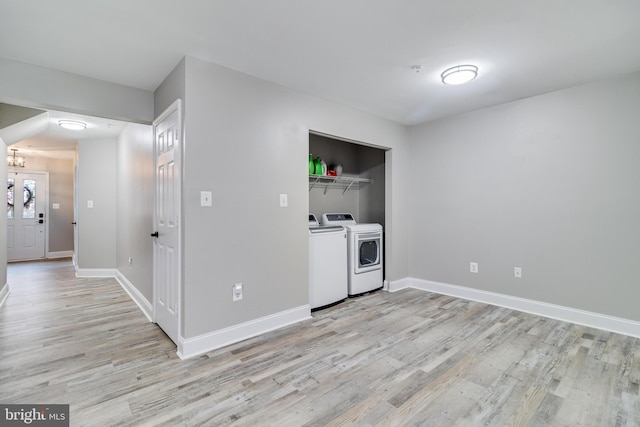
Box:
(321, 213), (383, 296)
(308, 214), (348, 310)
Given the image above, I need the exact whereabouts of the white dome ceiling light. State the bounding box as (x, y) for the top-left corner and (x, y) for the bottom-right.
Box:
(441, 65), (478, 85)
(58, 120), (87, 130)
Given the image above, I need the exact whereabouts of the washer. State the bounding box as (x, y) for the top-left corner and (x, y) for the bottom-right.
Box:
(321, 213), (383, 296)
(308, 214), (348, 310)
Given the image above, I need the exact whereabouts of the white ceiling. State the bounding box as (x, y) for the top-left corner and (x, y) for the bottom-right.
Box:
(1, 1), (640, 126)
(9, 110), (128, 159)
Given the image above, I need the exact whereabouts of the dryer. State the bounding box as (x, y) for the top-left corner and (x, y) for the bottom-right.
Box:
(321, 213), (383, 296)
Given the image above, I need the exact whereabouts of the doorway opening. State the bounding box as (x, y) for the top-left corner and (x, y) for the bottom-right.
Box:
(308, 131), (388, 285)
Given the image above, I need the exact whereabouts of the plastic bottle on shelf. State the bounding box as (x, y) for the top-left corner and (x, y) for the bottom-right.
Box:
(314, 157), (323, 175)
(320, 160), (327, 175)
(308, 154), (314, 174)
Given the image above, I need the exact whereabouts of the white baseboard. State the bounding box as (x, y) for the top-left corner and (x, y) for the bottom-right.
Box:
(47, 251), (73, 259)
(177, 305), (312, 360)
(0, 283), (9, 308)
(115, 271), (153, 322)
(396, 278), (640, 339)
(387, 278), (413, 292)
(75, 267), (118, 278)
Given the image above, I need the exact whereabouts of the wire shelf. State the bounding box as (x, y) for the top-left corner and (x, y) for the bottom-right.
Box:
(308, 174), (372, 195)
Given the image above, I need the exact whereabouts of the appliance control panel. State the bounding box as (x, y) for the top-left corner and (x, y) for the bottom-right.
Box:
(321, 213), (356, 226)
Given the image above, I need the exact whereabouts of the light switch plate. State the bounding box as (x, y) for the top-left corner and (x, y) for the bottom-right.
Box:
(233, 282), (243, 301)
(87, 200), (94, 208)
(200, 191), (212, 207)
(52, 203), (60, 209)
(280, 193), (288, 207)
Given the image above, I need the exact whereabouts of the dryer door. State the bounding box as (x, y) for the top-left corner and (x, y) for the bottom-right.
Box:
(354, 232), (381, 274)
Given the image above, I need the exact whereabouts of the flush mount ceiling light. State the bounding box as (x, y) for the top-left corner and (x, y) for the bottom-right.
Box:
(441, 64), (478, 85)
(58, 120), (87, 130)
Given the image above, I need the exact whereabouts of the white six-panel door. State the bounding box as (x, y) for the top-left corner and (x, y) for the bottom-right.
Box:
(152, 100), (182, 344)
(7, 172), (46, 261)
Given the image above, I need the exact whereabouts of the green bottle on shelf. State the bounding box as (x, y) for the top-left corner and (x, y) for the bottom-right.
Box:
(314, 157), (323, 175)
(308, 154), (314, 174)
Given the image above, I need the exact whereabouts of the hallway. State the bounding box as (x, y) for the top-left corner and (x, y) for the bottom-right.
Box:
(0, 259), (176, 425)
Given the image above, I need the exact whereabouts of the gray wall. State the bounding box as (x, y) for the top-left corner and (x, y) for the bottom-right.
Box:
(154, 58), (186, 118)
(0, 58), (153, 123)
(159, 56), (408, 338)
(356, 145), (385, 226)
(116, 123), (154, 301)
(47, 158), (74, 252)
(408, 71), (640, 322)
(77, 138), (117, 269)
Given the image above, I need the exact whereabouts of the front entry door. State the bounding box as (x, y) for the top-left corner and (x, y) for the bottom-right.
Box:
(152, 100), (182, 344)
(7, 172), (46, 261)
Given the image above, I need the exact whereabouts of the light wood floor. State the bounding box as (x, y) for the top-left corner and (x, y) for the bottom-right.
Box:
(1, 259), (639, 426)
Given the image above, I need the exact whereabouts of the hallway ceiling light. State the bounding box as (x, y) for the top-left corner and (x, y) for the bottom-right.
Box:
(58, 120), (87, 130)
(441, 65), (478, 85)
(7, 148), (25, 168)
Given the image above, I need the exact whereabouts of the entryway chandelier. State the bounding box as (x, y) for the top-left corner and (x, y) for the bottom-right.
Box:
(7, 148), (26, 168)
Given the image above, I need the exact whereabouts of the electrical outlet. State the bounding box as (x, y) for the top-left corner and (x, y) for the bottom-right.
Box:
(514, 267), (522, 278)
(470, 262), (479, 273)
(233, 282), (243, 301)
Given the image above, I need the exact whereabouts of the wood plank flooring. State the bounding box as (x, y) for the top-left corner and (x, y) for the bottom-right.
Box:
(1, 259), (640, 426)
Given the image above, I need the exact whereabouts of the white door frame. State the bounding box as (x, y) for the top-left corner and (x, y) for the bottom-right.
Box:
(72, 163), (78, 266)
(152, 99), (183, 344)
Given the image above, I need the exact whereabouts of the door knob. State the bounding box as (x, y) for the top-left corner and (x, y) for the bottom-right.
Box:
(150, 231), (159, 238)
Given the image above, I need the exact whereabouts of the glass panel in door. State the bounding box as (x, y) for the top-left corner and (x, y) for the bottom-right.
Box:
(22, 179), (36, 219)
(7, 178), (14, 219)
